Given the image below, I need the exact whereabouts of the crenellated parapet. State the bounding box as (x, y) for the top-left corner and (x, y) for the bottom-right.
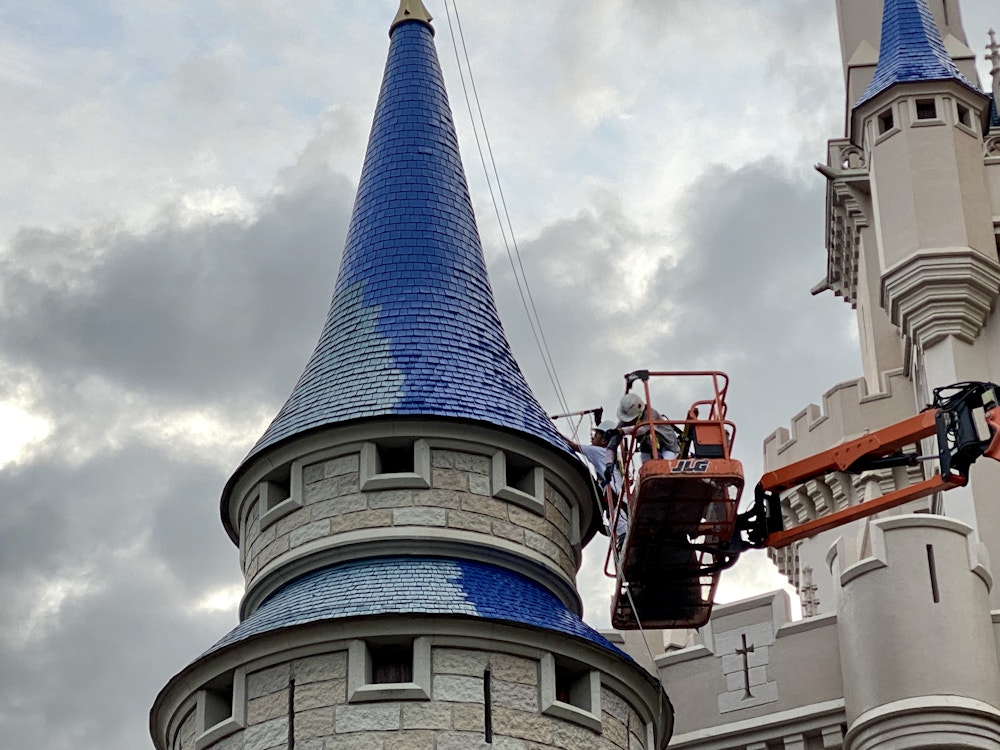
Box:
(763, 369), (920, 591)
(763, 369), (915, 470)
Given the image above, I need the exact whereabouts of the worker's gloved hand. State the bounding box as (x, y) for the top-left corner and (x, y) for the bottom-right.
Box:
(598, 511), (611, 536)
(604, 464), (614, 483)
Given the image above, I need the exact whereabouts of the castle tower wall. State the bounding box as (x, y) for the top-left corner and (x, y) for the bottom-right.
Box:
(829, 515), (1000, 749)
(151, 3), (673, 749)
(859, 84), (995, 272)
(855, 223), (907, 394)
(230, 421), (596, 618)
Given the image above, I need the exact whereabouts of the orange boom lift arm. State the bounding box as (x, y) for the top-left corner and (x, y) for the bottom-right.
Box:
(600, 375), (1000, 631)
(736, 381), (1000, 551)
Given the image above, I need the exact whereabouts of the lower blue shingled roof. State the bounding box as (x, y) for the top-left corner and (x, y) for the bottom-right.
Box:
(204, 558), (626, 659)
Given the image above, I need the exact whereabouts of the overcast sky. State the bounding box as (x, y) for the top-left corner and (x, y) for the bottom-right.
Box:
(1, 1), (997, 748)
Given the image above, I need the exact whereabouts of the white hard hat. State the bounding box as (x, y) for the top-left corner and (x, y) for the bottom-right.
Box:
(595, 420), (618, 434)
(617, 393), (645, 423)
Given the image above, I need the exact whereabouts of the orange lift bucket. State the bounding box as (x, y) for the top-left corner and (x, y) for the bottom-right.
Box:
(609, 371), (744, 630)
(612, 456), (743, 629)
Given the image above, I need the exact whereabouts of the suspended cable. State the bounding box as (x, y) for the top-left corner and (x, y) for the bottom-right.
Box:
(441, 0), (575, 431)
(609, 481), (671, 738)
(447, 2), (571, 413)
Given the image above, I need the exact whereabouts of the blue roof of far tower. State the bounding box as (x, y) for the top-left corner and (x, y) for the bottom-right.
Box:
(245, 15), (569, 461)
(855, 0), (980, 108)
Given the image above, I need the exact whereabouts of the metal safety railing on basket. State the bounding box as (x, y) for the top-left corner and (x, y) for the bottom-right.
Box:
(603, 370), (738, 579)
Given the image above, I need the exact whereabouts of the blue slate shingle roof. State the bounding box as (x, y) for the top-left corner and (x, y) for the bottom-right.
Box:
(991, 95), (999, 127)
(204, 558), (627, 660)
(855, 0), (980, 108)
(244, 18), (568, 462)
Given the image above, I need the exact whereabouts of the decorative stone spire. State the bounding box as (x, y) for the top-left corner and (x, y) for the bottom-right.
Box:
(855, 0), (980, 108)
(989, 29), (1000, 122)
(243, 8), (568, 468)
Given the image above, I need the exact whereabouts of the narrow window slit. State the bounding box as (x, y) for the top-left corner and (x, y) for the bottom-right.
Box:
(927, 544), (940, 603)
(288, 676), (296, 750)
(483, 668), (493, 744)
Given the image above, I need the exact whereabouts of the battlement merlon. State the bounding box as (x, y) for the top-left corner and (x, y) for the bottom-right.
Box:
(763, 369), (915, 474)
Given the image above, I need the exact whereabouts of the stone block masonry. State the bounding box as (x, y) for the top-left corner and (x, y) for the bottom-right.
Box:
(239, 446), (579, 589)
(183, 646), (649, 750)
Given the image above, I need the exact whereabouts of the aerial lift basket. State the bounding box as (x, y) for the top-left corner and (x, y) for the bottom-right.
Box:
(609, 371), (743, 630)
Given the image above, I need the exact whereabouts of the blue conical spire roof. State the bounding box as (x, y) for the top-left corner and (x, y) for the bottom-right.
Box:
(855, 0), (979, 108)
(246, 14), (568, 461)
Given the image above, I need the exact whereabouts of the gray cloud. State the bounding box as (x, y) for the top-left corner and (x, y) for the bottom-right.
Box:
(0, 167), (353, 410)
(490, 162), (859, 474)
(0, 437), (241, 750)
(0, 125), (361, 750)
(6, 1), (987, 747)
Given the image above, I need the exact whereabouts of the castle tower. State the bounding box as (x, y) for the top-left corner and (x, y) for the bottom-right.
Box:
(830, 515), (1000, 748)
(649, 2), (1000, 748)
(765, 0), (1000, 610)
(804, 0), (1000, 605)
(150, 3), (671, 749)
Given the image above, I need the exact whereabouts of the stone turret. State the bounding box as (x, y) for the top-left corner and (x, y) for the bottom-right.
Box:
(778, 0), (1000, 607)
(848, 0), (1000, 561)
(830, 515), (1000, 748)
(851, 0), (998, 369)
(150, 3), (672, 749)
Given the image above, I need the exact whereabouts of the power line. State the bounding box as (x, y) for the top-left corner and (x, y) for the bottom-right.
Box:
(442, 0), (574, 430)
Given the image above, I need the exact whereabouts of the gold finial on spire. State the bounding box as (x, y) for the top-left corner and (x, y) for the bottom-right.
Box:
(391, 0), (434, 36)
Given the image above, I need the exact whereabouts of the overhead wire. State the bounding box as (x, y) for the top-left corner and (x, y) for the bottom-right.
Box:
(610, 455), (671, 739)
(441, 0), (575, 433)
(440, 13), (673, 739)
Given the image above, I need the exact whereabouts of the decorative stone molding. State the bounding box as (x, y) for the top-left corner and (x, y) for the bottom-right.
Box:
(768, 544), (799, 587)
(768, 463), (925, 589)
(846, 696), (1000, 750)
(880, 249), (1000, 350)
(985, 134), (1000, 162)
(664, 700), (845, 750)
(819, 139), (871, 306)
(715, 622), (779, 714)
